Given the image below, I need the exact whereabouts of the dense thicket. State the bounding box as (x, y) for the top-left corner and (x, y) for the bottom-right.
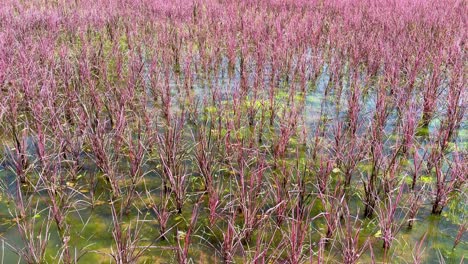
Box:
(0, 0), (466, 263)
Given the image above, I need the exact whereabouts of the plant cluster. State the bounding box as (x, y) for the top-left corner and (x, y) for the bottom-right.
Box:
(0, 0), (466, 263)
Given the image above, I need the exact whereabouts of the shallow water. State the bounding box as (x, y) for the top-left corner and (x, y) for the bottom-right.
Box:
(0, 52), (466, 263)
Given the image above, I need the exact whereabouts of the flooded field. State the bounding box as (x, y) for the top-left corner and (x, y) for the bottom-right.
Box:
(0, 0), (466, 263)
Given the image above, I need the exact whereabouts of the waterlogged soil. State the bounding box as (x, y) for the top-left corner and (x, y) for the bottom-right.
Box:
(0, 62), (466, 263)
(0, 167), (465, 263)
(0, 129), (466, 261)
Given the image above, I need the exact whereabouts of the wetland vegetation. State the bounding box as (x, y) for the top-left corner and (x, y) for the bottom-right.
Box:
(0, 0), (466, 263)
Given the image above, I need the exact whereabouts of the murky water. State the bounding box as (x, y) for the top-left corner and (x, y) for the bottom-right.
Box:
(0, 53), (466, 263)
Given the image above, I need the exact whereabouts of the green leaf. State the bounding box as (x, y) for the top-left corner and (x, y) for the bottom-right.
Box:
(205, 106), (217, 114)
(332, 168), (341, 173)
(374, 230), (382, 238)
(420, 175), (434, 184)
